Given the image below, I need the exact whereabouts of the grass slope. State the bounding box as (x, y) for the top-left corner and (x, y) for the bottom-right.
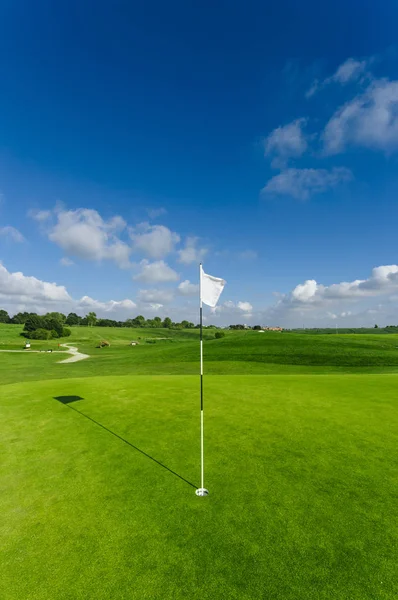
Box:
(2, 324), (398, 385)
(1, 375), (397, 599)
(1, 324), (397, 598)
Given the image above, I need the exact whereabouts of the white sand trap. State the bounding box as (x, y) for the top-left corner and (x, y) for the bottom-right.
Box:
(58, 344), (89, 363)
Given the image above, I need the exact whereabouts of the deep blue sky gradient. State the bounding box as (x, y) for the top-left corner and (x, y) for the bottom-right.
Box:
(1, 1), (398, 323)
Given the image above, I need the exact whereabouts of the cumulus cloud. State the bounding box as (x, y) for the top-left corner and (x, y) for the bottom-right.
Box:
(133, 259), (179, 283)
(264, 119), (308, 167)
(76, 295), (137, 313)
(323, 78), (398, 154)
(287, 265), (398, 307)
(0, 262), (140, 318)
(42, 208), (131, 268)
(250, 264), (398, 329)
(306, 57), (369, 98)
(0, 262), (72, 309)
(177, 280), (199, 296)
(262, 167), (352, 200)
(137, 288), (174, 304)
(0, 226), (25, 243)
(177, 237), (208, 264)
(237, 301), (253, 312)
(211, 300), (253, 320)
(130, 223), (180, 259)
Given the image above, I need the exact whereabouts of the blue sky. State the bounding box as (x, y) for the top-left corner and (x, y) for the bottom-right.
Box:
(1, 0), (398, 326)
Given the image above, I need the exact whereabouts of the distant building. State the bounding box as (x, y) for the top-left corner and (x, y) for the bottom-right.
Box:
(262, 326), (283, 332)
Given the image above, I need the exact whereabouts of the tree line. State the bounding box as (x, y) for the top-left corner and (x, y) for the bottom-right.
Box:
(0, 309), (198, 333)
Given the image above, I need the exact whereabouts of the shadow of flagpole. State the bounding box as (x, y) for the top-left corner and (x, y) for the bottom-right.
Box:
(53, 397), (197, 489)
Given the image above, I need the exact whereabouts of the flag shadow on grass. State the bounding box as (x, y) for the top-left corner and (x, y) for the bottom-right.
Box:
(54, 396), (84, 404)
(53, 396), (197, 489)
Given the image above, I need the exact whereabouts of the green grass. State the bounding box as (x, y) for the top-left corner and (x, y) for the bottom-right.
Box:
(1, 324), (397, 598)
(1, 375), (397, 599)
(2, 324), (398, 386)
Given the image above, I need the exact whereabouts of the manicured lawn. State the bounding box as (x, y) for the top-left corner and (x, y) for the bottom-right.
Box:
(2, 324), (398, 386)
(1, 374), (397, 599)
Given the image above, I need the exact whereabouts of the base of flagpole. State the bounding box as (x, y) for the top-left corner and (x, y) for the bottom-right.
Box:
(195, 488), (209, 497)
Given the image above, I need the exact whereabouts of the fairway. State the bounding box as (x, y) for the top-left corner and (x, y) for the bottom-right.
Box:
(1, 366), (397, 599)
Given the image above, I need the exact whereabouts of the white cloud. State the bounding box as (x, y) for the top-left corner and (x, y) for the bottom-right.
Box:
(147, 207), (167, 219)
(0, 262), (72, 309)
(76, 295), (136, 313)
(130, 223), (180, 259)
(177, 237), (208, 264)
(211, 300), (253, 319)
(291, 279), (318, 302)
(0, 226), (25, 243)
(264, 119), (308, 167)
(133, 259), (179, 283)
(306, 57), (369, 98)
(60, 257), (74, 267)
(288, 265), (398, 306)
(328, 58), (368, 85)
(237, 301), (253, 312)
(137, 288), (174, 304)
(262, 167), (352, 200)
(37, 208), (131, 268)
(323, 78), (398, 154)
(177, 280), (199, 296)
(144, 303), (164, 312)
(29, 209), (52, 222)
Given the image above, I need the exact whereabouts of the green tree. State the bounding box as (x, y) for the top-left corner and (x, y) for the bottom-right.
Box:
(162, 317), (172, 328)
(29, 328), (52, 340)
(0, 309), (9, 323)
(132, 315), (146, 327)
(24, 315), (44, 332)
(46, 312), (66, 324)
(66, 312), (81, 326)
(11, 312), (33, 324)
(374, 324), (379, 329)
(44, 317), (63, 338)
(87, 312), (97, 327)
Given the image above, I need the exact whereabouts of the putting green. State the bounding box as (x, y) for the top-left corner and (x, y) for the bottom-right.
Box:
(1, 374), (397, 599)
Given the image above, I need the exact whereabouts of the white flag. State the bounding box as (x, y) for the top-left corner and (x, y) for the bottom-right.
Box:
(201, 267), (226, 307)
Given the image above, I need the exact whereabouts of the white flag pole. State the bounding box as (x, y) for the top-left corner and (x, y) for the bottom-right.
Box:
(196, 263), (208, 496)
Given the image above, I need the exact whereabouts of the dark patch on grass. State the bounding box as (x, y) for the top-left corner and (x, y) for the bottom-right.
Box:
(54, 395), (84, 404)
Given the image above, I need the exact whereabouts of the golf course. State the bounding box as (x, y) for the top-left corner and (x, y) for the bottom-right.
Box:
(0, 324), (397, 599)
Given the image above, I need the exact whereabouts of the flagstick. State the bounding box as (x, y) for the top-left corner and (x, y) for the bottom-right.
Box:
(196, 263), (209, 497)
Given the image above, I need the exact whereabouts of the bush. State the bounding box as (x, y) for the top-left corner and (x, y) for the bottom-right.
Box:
(29, 328), (52, 340)
(62, 327), (72, 337)
(146, 339), (157, 344)
(24, 315), (44, 332)
(215, 331), (225, 339)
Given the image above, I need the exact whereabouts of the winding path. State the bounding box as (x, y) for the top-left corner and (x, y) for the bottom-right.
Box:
(58, 344), (90, 363)
(0, 344), (90, 364)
